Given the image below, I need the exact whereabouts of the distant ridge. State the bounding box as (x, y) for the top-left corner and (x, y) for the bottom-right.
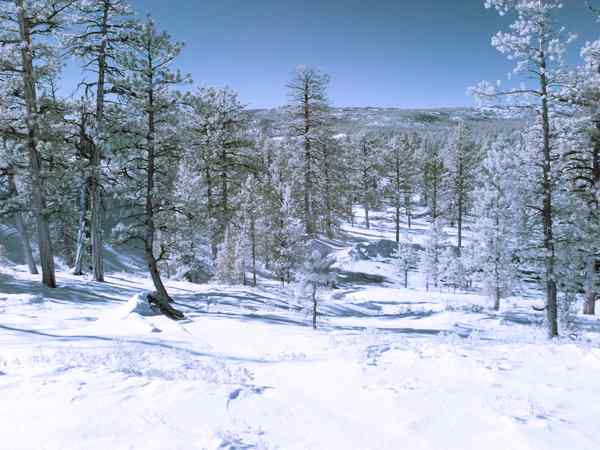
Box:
(248, 106), (523, 135)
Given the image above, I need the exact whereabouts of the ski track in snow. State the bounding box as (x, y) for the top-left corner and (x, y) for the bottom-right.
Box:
(2, 209), (600, 449)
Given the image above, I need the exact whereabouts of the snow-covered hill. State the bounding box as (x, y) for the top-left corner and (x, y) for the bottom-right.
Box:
(1, 208), (600, 450)
(248, 106), (523, 135)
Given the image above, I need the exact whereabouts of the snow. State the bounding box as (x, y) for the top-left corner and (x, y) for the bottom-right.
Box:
(2, 211), (600, 449)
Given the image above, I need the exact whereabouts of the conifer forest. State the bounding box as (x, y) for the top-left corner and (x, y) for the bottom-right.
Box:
(2, 1), (600, 449)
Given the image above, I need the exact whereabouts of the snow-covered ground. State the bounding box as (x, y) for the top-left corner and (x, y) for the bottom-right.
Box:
(2, 211), (600, 449)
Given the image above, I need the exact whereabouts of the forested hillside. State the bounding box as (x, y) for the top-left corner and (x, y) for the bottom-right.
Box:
(2, 1), (600, 448)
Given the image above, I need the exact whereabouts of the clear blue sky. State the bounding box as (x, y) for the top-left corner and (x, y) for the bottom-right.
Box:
(71, 0), (599, 109)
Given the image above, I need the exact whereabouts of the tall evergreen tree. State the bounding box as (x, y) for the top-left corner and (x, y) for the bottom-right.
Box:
(67, 0), (133, 281)
(287, 66), (330, 237)
(473, 0), (577, 336)
(0, 0), (78, 287)
(112, 17), (187, 317)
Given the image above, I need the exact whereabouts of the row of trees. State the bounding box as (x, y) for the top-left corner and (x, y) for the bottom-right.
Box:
(2, 0), (600, 337)
(417, 0), (600, 337)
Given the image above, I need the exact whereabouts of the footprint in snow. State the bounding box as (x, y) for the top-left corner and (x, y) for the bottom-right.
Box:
(227, 386), (271, 409)
(366, 344), (391, 366)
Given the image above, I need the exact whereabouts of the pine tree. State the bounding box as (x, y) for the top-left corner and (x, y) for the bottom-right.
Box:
(287, 66), (330, 237)
(440, 248), (466, 294)
(0, 0), (78, 287)
(470, 136), (521, 310)
(299, 243), (336, 329)
(67, 0), (133, 281)
(0, 139), (37, 274)
(391, 238), (420, 288)
(472, 0), (577, 336)
(562, 35), (600, 315)
(111, 17), (187, 318)
(421, 218), (449, 291)
(185, 87), (250, 259)
(444, 122), (479, 252)
(355, 133), (384, 230)
(386, 132), (419, 240)
(421, 136), (448, 221)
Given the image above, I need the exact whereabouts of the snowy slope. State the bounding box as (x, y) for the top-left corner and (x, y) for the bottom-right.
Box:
(1, 209), (600, 449)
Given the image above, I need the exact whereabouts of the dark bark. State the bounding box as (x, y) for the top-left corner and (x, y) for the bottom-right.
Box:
(16, 0), (56, 288)
(312, 282), (317, 330)
(539, 32), (559, 337)
(303, 87), (315, 237)
(251, 214), (257, 287)
(7, 168), (38, 274)
(362, 140), (370, 230)
(73, 180), (88, 275)
(394, 146), (401, 242)
(89, 0), (111, 282)
(205, 165), (217, 259)
(141, 49), (182, 320)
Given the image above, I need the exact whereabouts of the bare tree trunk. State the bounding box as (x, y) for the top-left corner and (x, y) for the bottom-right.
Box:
(88, 3), (110, 283)
(494, 263), (501, 311)
(394, 204), (401, 240)
(583, 118), (600, 314)
(539, 40), (559, 337)
(405, 191), (412, 229)
(8, 169), (38, 274)
(362, 141), (370, 229)
(220, 147), (229, 231)
(312, 282), (317, 330)
(205, 165), (218, 259)
(89, 161), (104, 281)
(304, 137), (315, 236)
(432, 175), (438, 220)
(16, 0), (56, 288)
(14, 209), (38, 275)
(395, 146), (401, 242)
(143, 64), (181, 320)
(404, 270), (408, 289)
(303, 86), (315, 237)
(73, 180), (88, 275)
(323, 146), (334, 239)
(457, 178), (464, 253)
(251, 215), (257, 287)
(584, 256), (597, 315)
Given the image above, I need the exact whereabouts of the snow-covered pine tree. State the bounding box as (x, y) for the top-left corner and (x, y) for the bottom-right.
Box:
(355, 132), (384, 230)
(470, 137), (521, 309)
(299, 243), (336, 329)
(184, 87), (250, 259)
(168, 143), (216, 283)
(561, 36), (600, 315)
(444, 122), (480, 252)
(237, 175), (261, 286)
(317, 134), (345, 239)
(386, 132), (419, 240)
(0, 0), (77, 287)
(264, 141), (303, 284)
(214, 224), (238, 284)
(421, 218), (449, 291)
(110, 17), (188, 318)
(287, 66), (331, 237)
(0, 139), (38, 274)
(391, 238), (420, 288)
(440, 247), (466, 294)
(472, 0), (577, 336)
(67, 0), (133, 281)
(421, 135), (448, 221)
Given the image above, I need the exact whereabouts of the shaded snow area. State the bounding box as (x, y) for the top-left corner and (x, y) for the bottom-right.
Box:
(2, 214), (600, 449)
